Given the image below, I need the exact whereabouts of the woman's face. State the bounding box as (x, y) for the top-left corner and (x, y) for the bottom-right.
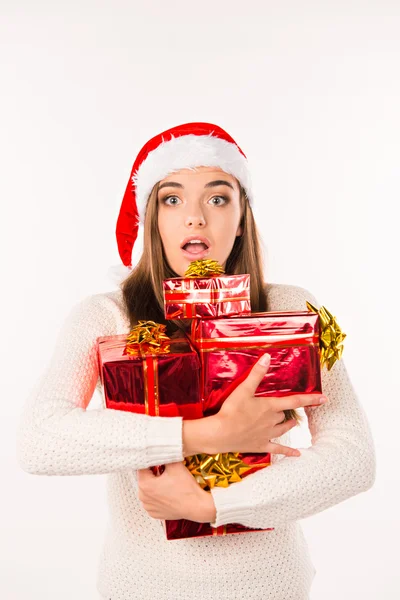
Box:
(157, 166), (243, 276)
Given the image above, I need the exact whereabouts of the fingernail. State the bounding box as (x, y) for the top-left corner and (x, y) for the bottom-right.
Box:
(319, 396), (328, 403)
(258, 353), (271, 367)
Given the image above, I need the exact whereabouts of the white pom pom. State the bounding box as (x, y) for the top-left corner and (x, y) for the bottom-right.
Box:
(107, 264), (133, 287)
(107, 224), (144, 287)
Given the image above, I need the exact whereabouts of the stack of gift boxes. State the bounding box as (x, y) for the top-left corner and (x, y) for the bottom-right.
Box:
(97, 259), (345, 541)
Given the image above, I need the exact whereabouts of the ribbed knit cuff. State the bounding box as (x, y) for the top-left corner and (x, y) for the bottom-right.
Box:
(209, 481), (256, 528)
(145, 415), (184, 465)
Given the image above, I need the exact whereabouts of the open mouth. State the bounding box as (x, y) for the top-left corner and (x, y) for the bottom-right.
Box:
(180, 238), (211, 260)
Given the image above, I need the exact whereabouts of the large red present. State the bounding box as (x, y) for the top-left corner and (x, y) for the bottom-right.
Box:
(190, 309), (324, 416)
(163, 259), (251, 320)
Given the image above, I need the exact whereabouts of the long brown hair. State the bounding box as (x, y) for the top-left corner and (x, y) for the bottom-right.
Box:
(120, 180), (301, 424)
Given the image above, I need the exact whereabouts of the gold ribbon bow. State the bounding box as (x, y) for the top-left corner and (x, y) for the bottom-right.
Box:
(184, 452), (270, 490)
(125, 320), (171, 356)
(184, 259), (225, 278)
(306, 301), (346, 370)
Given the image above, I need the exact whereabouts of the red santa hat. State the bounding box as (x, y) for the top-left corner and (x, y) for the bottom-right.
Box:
(108, 122), (253, 284)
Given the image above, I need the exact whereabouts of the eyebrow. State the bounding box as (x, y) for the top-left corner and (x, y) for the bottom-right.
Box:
(158, 179), (235, 191)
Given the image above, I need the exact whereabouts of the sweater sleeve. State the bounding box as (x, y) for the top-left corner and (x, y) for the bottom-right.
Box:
(209, 284), (376, 529)
(16, 294), (184, 476)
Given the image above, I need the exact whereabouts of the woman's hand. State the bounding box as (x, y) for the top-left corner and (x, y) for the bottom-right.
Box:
(137, 461), (216, 523)
(214, 352), (329, 456)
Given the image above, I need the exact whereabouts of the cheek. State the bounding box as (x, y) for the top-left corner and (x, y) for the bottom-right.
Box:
(157, 211), (173, 247)
(214, 211), (240, 237)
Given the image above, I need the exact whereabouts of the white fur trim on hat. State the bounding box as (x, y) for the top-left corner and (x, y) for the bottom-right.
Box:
(132, 133), (253, 223)
(107, 263), (133, 288)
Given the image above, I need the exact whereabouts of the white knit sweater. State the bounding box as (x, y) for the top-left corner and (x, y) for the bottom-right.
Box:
(16, 283), (376, 600)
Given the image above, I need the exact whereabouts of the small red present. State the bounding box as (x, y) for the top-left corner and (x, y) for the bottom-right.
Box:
(163, 259), (251, 320)
(97, 322), (202, 420)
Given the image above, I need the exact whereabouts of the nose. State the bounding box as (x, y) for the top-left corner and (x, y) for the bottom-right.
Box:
(185, 213), (206, 227)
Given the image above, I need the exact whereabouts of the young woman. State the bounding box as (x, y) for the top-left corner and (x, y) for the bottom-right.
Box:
(16, 122), (376, 600)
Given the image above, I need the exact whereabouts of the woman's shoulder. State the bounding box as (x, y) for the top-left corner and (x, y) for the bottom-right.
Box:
(264, 282), (320, 312)
(73, 287), (130, 333)
(78, 287), (124, 312)
(94, 287), (125, 311)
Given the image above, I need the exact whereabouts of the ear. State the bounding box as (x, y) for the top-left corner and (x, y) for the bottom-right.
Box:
(236, 224), (243, 236)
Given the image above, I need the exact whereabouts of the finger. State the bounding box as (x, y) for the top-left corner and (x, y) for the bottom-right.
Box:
(273, 418), (298, 437)
(266, 442), (301, 457)
(241, 353), (271, 395)
(274, 410), (286, 425)
(270, 393), (327, 412)
(162, 461), (180, 472)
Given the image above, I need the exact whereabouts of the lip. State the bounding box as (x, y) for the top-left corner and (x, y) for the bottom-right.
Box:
(180, 235), (211, 249)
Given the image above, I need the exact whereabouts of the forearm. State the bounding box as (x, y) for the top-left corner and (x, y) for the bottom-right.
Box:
(182, 415), (222, 457)
(209, 434), (375, 529)
(209, 357), (376, 529)
(16, 386), (185, 476)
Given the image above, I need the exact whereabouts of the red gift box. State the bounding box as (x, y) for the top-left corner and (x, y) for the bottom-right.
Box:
(163, 272), (251, 320)
(97, 333), (202, 419)
(190, 310), (322, 416)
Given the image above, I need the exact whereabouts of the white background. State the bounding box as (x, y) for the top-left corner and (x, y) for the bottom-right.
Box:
(1, 1), (397, 598)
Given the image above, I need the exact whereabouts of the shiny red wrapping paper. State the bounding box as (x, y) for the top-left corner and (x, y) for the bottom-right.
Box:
(190, 310), (322, 416)
(97, 334), (202, 419)
(163, 273), (251, 319)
